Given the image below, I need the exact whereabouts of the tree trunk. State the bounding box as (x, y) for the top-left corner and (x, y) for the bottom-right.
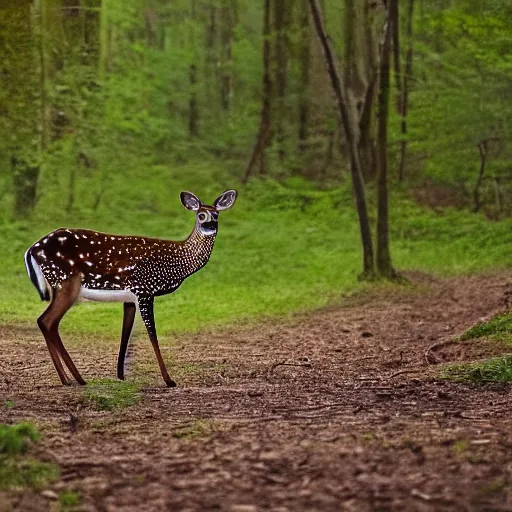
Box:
(243, 0), (272, 183)
(398, 0), (414, 182)
(309, 0), (375, 278)
(99, 0), (110, 78)
(473, 141), (487, 213)
(297, 0), (310, 153)
(188, 0), (199, 137)
(12, 156), (39, 217)
(220, 1), (235, 111)
(390, 0), (401, 113)
(376, 2), (396, 279)
(357, 0), (380, 182)
(189, 64), (199, 137)
(273, 0), (288, 160)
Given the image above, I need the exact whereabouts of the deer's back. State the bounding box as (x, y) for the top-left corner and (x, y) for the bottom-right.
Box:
(29, 228), (182, 291)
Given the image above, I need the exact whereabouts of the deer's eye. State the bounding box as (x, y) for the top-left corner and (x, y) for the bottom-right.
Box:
(197, 212), (208, 223)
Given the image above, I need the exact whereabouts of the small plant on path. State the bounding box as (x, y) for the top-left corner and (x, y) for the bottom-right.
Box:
(0, 423), (58, 490)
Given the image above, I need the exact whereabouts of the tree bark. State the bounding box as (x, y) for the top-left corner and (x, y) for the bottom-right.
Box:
(390, 0), (401, 113)
(376, 1), (396, 279)
(188, 0), (199, 137)
(473, 141), (487, 213)
(188, 64), (199, 136)
(205, 4), (218, 116)
(309, 0), (375, 277)
(99, 0), (110, 78)
(273, 0), (288, 160)
(357, 0), (381, 182)
(297, 0), (310, 153)
(243, 0), (272, 183)
(220, 1), (235, 111)
(398, 0), (414, 182)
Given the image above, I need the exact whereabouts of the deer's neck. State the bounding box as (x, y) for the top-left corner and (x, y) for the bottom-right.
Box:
(182, 227), (216, 275)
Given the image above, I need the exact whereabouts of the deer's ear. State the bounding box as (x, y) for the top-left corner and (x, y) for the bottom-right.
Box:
(213, 189), (237, 211)
(180, 191), (201, 211)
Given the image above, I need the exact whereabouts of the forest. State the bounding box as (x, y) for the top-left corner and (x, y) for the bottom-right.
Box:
(1, 0), (512, 510)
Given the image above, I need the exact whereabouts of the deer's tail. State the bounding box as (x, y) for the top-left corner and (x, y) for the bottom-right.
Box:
(24, 249), (51, 301)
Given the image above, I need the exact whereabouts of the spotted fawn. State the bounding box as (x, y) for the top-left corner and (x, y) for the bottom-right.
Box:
(24, 190), (237, 387)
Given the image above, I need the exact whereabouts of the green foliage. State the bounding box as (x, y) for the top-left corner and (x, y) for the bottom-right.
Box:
(59, 489), (82, 510)
(459, 313), (512, 343)
(0, 423), (58, 491)
(0, 457), (59, 491)
(451, 438), (469, 457)
(83, 379), (142, 411)
(440, 355), (512, 383)
(399, 0), (512, 214)
(0, 423), (40, 455)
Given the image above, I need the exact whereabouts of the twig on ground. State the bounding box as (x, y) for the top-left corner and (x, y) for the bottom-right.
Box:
(388, 369), (419, 379)
(425, 339), (453, 364)
(360, 355), (379, 360)
(269, 359), (312, 374)
(411, 488), (433, 501)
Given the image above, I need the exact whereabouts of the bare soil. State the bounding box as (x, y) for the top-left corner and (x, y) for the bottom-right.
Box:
(1, 271), (512, 512)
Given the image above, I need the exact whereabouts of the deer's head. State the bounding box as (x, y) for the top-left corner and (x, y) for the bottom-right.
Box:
(180, 190), (237, 236)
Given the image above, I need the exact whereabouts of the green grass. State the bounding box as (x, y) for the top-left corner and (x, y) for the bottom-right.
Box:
(440, 355), (512, 382)
(83, 378), (142, 411)
(59, 489), (82, 509)
(0, 423), (40, 455)
(0, 423), (59, 490)
(1, 166), (511, 339)
(440, 312), (512, 383)
(172, 419), (217, 440)
(0, 457), (59, 490)
(458, 313), (512, 343)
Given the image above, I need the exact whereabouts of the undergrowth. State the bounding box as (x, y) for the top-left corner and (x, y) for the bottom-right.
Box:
(441, 312), (512, 382)
(440, 355), (512, 383)
(0, 423), (58, 490)
(458, 313), (512, 343)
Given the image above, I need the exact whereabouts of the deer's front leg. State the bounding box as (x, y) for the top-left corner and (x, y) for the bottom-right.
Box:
(137, 296), (176, 388)
(117, 302), (136, 381)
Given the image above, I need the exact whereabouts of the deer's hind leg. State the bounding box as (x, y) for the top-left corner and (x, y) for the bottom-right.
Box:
(38, 274), (86, 385)
(37, 315), (70, 386)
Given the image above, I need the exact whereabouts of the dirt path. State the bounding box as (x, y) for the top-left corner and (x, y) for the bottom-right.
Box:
(1, 271), (512, 512)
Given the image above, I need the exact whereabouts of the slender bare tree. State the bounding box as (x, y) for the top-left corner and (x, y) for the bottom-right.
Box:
(309, 0), (375, 277)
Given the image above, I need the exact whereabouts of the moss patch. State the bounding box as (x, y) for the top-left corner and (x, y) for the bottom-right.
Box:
(172, 419), (217, 440)
(84, 378), (142, 411)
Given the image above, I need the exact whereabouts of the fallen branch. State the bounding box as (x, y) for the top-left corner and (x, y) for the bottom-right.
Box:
(388, 369), (419, 379)
(424, 339), (454, 364)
